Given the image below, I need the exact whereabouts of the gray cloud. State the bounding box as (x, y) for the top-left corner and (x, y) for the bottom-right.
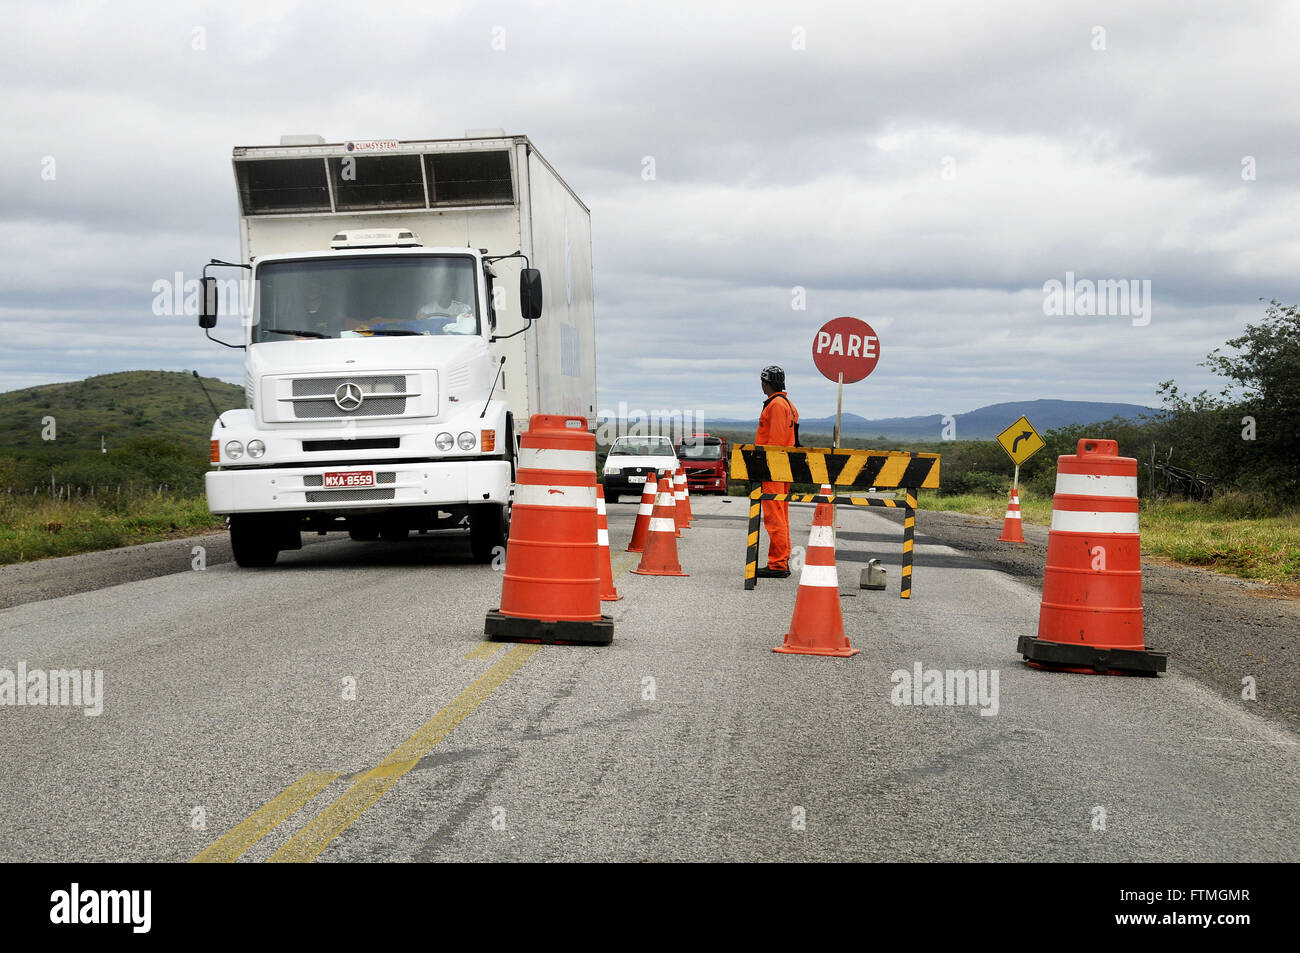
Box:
(2, 0), (1297, 423)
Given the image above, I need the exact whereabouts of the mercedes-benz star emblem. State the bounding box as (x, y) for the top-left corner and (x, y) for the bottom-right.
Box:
(334, 382), (364, 412)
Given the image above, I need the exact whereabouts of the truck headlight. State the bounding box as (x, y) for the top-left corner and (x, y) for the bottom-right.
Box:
(457, 431), (476, 450)
(435, 432), (454, 451)
(247, 440), (266, 459)
(605, 467), (620, 476)
(225, 440), (244, 460)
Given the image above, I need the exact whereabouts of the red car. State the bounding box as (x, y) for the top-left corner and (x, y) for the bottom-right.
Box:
(677, 433), (729, 494)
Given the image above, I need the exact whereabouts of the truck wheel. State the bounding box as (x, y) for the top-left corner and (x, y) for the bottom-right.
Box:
(469, 503), (507, 564)
(229, 515), (280, 568)
(349, 526), (380, 542)
(379, 526), (409, 542)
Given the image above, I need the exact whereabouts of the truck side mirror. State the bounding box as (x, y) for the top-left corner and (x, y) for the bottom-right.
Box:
(199, 276), (219, 329)
(520, 268), (543, 322)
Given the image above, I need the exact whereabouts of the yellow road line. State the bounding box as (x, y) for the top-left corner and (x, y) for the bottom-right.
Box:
(464, 642), (504, 660)
(267, 644), (540, 863)
(191, 770), (340, 863)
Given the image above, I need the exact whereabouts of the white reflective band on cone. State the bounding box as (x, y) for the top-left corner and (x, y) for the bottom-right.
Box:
(798, 564), (839, 588)
(1004, 511), (1019, 520)
(1050, 509), (1139, 534)
(518, 447), (596, 471)
(1054, 473), (1139, 498)
(596, 497), (607, 514)
(513, 484), (598, 508)
(649, 518), (677, 533)
(637, 501), (654, 514)
(807, 525), (835, 548)
(597, 528), (609, 546)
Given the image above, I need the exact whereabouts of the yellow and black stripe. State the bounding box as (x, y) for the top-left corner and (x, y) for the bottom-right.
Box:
(902, 490), (917, 599)
(745, 493), (761, 584)
(730, 445), (940, 490)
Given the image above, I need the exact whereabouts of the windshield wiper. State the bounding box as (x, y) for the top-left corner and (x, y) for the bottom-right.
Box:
(362, 329), (423, 336)
(263, 328), (329, 339)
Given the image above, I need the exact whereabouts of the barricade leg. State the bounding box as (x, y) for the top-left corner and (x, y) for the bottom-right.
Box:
(901, 488), (916, 599)
(745, 485), (762, 590)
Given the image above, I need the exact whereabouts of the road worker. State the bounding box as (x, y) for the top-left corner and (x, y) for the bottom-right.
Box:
(756, 365), (799, 578)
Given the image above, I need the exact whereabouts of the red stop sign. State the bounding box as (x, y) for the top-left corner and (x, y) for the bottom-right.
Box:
(813, 317), (880, 383)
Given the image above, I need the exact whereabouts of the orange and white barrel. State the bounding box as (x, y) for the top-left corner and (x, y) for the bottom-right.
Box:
(1021, 438), (1165, 674)
(498, 415), (601, 623)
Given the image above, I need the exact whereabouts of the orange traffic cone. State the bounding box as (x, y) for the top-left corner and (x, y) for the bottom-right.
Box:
(626, 471), (658, 553)
(672, 466), (688, 534)
(485, 414), (613, 645)
(774, 499), (858, 657)
(1017, 439), (1165, 675)
(680, 465), (695, 523)
(596, 484), (621, 601)
(998, 486), (1026, 543)
(630, 470), (688, 576)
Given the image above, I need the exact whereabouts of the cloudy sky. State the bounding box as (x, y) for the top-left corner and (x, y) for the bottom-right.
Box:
(3, 1), (1299, 422)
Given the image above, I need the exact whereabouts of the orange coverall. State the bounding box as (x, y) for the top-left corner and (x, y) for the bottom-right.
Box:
(757, 391), (798, 570)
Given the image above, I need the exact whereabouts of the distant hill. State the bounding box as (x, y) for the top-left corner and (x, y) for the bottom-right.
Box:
(692, 399), (1156, 441)
(0, 370), (243, 457)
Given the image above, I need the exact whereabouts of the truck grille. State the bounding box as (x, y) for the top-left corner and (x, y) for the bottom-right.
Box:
(306, 488), (395, 503)
(289, 375), (408, 418)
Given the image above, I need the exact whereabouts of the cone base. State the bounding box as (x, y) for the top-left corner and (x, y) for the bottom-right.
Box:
(599, 591), (622, 601)
(998, 534), (1027, 543)
(485, 609), (614, 646)
(1016, 635), (1165, 675)
(774, 643), (860, 657)
(629, 568), (688, 577)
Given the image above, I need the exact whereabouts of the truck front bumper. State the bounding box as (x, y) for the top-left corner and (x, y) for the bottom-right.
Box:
(206, 459), (511, 514)
(686, 473), (728, 493)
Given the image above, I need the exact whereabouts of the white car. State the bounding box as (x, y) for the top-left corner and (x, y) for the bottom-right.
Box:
(602, 436), (679, 503)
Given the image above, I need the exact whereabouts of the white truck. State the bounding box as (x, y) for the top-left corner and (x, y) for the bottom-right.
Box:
(198, 132), (597, 567)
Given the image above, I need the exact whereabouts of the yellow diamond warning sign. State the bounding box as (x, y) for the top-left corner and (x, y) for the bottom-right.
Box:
(996, 416), (1046, 466)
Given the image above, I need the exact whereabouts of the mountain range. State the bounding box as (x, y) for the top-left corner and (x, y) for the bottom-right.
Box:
(662, 399), (1157, 441)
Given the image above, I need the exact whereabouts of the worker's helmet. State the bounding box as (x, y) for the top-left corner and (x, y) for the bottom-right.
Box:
(761, 365), (785, 389)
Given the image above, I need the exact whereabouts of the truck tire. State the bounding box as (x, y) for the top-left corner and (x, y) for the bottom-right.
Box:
(349, 526), (380, 542)
(229, 515), (281, 568)
(469, 503), (507, 564)
(379, 526), (409, 542)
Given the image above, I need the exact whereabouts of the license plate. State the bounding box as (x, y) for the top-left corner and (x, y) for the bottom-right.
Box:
(627, 475), (646, 484)
(323, 470), (375, 488)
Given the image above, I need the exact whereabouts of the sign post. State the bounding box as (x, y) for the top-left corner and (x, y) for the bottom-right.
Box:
(813, 317), (880, 449)
(995, 415), (1046, 489)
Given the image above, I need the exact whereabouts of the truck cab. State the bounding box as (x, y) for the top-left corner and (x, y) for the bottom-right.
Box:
(199, 134), (595, 567)
(678, 433), (729, 494)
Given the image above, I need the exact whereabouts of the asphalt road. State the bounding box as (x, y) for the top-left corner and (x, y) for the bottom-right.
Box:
(0, 496), (1296, 862)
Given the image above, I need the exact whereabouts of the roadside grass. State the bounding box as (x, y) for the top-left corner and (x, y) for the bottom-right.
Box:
(914, 488), (1300, 588)
(917, 489), (1055, 526)
(0, 492), (223, 565)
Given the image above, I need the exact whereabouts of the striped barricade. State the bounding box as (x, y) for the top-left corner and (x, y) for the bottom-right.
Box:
(730, 445), (940, 599)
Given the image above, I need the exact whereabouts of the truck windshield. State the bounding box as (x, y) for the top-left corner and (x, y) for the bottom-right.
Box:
(253, 256), (480, 342)
(679, 440), (723, 461)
